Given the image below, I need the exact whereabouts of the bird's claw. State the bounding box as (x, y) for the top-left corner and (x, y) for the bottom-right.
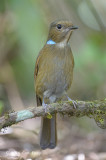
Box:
(42, 100), (50, 113)
(67, 96), (77, 109)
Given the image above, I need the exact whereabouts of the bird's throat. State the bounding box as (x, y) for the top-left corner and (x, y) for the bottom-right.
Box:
(47, 40), (56, 45)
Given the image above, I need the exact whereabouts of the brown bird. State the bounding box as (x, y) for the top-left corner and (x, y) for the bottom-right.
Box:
(34, 20), (78, 149)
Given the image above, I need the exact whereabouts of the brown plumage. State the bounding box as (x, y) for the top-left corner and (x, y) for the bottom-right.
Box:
(34, 20), (78, 149)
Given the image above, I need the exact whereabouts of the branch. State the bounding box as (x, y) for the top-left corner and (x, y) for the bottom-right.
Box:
(0, 99), (106, 130)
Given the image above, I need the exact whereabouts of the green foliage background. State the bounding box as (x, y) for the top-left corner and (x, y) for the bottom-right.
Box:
(0, 0), (106, 107)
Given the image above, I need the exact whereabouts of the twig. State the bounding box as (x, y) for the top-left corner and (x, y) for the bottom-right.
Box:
(0, 99), (106, 130)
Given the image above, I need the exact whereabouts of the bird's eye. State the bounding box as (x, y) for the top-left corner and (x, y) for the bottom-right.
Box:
(57, 24), (62, 30)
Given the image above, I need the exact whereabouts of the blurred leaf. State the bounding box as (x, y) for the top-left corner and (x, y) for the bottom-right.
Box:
(7, 0), (46, 97)
(75, 33), (106, 87)
(0, 0), (6, 12)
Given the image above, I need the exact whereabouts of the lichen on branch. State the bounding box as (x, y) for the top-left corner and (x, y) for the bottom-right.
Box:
(0, 99), (106, 130)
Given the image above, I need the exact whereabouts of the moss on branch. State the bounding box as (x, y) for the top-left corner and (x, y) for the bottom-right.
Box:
(0, 99), (106, 130)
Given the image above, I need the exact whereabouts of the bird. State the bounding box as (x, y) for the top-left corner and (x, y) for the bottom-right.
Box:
(34, 20), (78, 150)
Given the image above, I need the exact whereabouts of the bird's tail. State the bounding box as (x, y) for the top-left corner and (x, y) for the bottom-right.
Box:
(36, 96), (57, 150)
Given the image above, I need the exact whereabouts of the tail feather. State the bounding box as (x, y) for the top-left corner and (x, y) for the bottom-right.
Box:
(49, 115), (57, 149)
(36, 96), (57, 149)
(40, 115), (57, 149)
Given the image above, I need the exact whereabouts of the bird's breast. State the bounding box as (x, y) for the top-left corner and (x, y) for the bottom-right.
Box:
(35, 44), (74, 98)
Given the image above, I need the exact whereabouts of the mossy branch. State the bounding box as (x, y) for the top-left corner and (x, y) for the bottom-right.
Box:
(0, 99), (106, 130)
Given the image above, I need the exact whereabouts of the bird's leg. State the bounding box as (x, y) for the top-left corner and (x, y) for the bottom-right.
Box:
(66, 95), (77, 109)
(42, 96), (50, 112)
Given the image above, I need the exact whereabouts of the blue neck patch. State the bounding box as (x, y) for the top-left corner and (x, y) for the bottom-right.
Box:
(47, 39), (56, 45)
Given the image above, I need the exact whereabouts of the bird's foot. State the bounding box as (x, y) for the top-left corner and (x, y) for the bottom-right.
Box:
(67, 96), (77, 109)
(42, 99), (50, 113)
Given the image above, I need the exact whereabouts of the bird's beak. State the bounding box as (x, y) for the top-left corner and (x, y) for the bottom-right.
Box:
(69, 26), (78, 30)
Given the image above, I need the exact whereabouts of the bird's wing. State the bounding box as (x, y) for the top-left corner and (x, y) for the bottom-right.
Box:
(34, 49), (43, 79)
(34, 50), (44, 106)
(34, 55), (40, 78)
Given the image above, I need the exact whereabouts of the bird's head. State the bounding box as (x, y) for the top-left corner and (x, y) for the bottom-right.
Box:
(47, 20), (78, 44)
